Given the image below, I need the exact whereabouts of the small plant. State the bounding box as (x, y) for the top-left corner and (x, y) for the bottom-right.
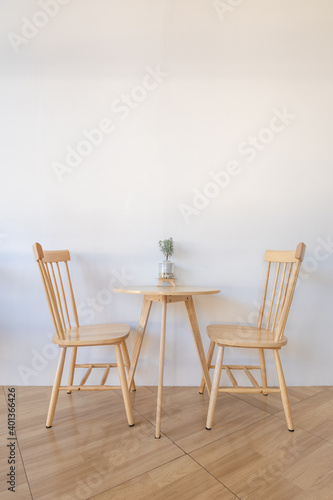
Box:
(158, 238), (174, 261)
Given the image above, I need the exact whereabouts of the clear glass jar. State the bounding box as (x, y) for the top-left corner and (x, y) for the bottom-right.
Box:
(158, 260), (175, 279)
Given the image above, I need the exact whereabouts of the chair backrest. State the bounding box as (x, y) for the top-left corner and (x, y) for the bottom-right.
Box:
(33, 243), (79, 340)
(257, 242), (306, 342)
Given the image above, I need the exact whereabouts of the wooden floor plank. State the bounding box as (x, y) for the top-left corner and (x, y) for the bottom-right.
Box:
(1, 386), (332, 499)
(0, 388), (32, 500)
(15, 388), (183, 500)
(191, 415), (333, 500)
(0, 431), (33, 500)
(275, 386), (333, 443)
(90, 455), (237, 500)
(233, 385), (328, 414)
(129, 386), (270, 453)
(0, 387), (8, 435)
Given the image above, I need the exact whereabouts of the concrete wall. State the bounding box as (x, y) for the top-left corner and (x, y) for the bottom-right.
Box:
(1, 0), (332, 387)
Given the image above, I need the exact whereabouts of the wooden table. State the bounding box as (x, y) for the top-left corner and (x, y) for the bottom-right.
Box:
(114, 286), (220, 438)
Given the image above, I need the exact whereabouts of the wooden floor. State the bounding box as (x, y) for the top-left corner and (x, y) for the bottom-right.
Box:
(1, 385), (333, 499)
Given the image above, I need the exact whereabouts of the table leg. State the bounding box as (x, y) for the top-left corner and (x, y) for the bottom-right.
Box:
(185, 297), (212, 396)
(155, 295), (167, 439)
(127, 296), (152, 390)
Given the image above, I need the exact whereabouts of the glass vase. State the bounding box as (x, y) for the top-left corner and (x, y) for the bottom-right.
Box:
(158, 260), (175, 279)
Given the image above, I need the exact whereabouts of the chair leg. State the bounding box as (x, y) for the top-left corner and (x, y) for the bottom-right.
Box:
(67, 346), (77, 394)
(259, 348), (268, 396)
(46, 347), (67, 428)
(115, 344), (134, 427)
(199, 340), (215, 394)
(206, 345), (224, 430)
(121, 340), (136, 392)
(273, 349), (294, 431)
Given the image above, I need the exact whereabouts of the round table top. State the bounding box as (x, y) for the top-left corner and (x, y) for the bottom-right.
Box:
(114, 286), (220, 296)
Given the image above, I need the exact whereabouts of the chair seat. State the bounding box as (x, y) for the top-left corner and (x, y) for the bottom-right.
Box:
(207, 324), (287, 349)
(52, 323), (130, 347)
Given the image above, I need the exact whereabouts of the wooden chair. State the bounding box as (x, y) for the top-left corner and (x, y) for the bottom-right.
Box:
(204, 243), (306, 432)
(32, 242), (134, 428)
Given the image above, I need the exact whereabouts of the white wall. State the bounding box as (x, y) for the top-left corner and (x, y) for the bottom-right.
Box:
(1, 0), (333, 387)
